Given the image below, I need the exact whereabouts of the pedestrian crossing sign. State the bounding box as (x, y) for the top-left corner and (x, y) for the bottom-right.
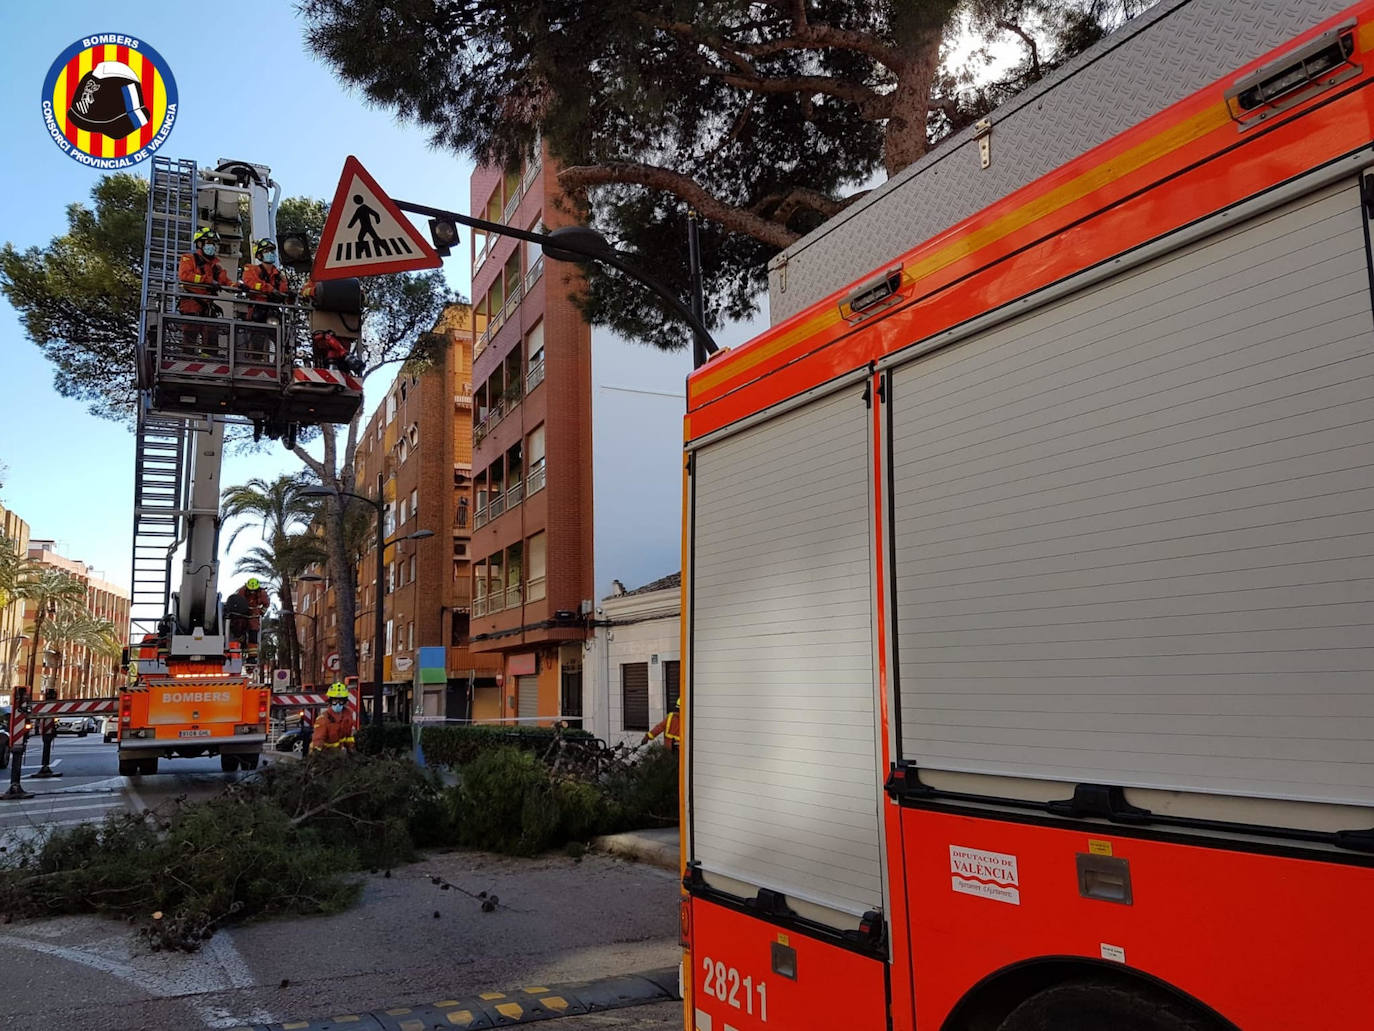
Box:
(311, 155), (442, 281)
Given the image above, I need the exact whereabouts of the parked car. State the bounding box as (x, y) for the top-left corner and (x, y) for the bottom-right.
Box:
(55, 715), (97, 736)
(102, 717), (118, 743)
(275, 726), (311, 753)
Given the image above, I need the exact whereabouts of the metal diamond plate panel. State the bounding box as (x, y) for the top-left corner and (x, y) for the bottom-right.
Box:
(768, 0), (1353, 322)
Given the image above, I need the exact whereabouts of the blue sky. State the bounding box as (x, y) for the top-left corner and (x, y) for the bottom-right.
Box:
(0, 3), (479, 591)
(0, 2), (749, 606)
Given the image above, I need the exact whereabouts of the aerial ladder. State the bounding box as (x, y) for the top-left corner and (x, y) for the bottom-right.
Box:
(117, 156), (364, 774)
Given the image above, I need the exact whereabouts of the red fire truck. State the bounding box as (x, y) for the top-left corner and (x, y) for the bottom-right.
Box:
(680, 2), (1374, 1029)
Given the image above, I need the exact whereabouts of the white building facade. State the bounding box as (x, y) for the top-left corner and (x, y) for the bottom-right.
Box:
(584, 573), (681, 748)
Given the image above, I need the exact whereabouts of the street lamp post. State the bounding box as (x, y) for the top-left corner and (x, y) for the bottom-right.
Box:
(397, 200), (722, 367)
(300, 481), (433, 736)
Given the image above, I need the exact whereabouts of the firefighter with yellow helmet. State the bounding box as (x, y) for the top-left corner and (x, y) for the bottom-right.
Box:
(642, 696), (681, 752)
(311, 682), (356, 752)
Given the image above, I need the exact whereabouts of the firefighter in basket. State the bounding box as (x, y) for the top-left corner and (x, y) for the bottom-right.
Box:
(177, 228), (236, 356)
(240, 238), (294, 365)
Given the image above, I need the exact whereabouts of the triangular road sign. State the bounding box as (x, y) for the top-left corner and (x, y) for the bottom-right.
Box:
(311, 155), (442, 281)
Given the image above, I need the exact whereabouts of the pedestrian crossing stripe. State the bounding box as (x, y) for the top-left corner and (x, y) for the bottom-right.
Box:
(312, 155), (441, 281)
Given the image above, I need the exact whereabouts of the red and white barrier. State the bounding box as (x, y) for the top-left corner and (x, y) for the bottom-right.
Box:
(271, 693), (327, 708)
(30, 698), (118, 717)
(291, 368), (363, 390)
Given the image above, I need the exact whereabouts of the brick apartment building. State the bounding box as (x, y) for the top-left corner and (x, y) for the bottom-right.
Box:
(467, 144), (596, 725)
(22, 539), (130, 700)
(296, 305), (499, 716)
(0, 503), (32, 694)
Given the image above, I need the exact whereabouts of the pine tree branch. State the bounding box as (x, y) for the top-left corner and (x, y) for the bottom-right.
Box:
(557, 162), (802, 249)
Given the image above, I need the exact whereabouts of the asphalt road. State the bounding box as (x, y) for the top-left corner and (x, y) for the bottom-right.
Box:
(0, 733), (278, 848)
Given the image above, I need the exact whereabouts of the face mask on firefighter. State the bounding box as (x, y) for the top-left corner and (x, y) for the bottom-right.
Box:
(331, 701), (345, 713)
(202, 243), (217, 258)
(260, 251), (277, 265)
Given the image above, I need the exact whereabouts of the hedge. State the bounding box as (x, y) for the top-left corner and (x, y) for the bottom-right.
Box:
(354, 722), (595, 768)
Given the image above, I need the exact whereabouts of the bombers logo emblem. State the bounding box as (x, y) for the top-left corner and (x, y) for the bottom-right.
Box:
(41, 33), (177, 169)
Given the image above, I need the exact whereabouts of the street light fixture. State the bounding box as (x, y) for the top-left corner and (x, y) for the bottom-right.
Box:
(298, 483), (434, 732)
(393, 197), (721, 369)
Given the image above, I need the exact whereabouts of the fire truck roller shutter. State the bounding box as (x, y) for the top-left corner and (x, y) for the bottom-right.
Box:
(888, 175), (1374, 808)
(690, 384), (883, 928)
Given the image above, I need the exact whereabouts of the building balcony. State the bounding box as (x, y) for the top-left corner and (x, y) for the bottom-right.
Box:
(526, 356), (545, 393)
(505, 479), (524, 508)
(473, 594), (490, 618)
(489, 493), (506, 519)
(473, 505), (488, 530)
(527, 463), (546, 497)
(503, 584), (523, 610)
(524, 255), (544, 295)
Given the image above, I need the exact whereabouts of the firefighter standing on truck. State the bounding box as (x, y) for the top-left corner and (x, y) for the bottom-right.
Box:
(230, 578), (271, 662)
(642, 697), (681, 752)
(312, 682), (355, 752)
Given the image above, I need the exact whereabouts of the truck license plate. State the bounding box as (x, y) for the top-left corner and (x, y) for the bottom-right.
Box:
(179, 729), (210, 738)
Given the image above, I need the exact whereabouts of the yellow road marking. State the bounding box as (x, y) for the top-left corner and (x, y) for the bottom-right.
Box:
(445, 1010), (476, 1026)
(386, 1008), (413, 1015)
(543, 996), (570, 1012)
(435, 999), (461, 1007)
(331, 1018), (361, 1024)
(496, 1002), (524, 1019)
(479, 991), (506, 1000)
(400, 1021), (425, 1031)
(522, 986), (549, 994)
(282, 1024), (309, 1030)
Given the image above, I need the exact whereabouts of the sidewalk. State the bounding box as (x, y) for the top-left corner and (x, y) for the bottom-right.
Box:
(591, 827), (679, 872)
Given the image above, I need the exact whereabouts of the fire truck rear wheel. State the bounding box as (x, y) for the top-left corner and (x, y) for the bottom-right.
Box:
(118, 759), (137, 776)
(996, 980), (1220, 1031)
(221, 754), (239, 772)
(140, 758), (158, 775)
(240, 754), (260, 770)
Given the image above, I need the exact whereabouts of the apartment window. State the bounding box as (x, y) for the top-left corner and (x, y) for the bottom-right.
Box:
(622, 662), (649, 732)
(456, 495), (469, 528)
(409, 425), (419, 448)
(388, 562), (395, 591)
(400, 381), (407, 402)
(527, 531), (547, 602)
(408, 621), (414, 650)
(527, 425), (546, 496)
(410, 488), (419, 519)
(385, 619), (394, 656)
(526, 321), (544, 364)
(664, 660), (680, 712)
(408, 555), (416, 584)
(398, 438), (409, 464)
(386, 392), (397, 425)
(399, 498), (408, 525)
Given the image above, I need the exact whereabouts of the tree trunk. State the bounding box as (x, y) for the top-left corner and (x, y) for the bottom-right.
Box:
(324, 497), (359, 679)
(277, 584), (300, 687)
(25, 608), (45, 700)
(883, 31), (945, 176)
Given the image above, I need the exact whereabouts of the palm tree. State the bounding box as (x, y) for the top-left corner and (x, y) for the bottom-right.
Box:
(44, 609), (121, 698)
(15, 569), (88, 698)
(222, 473), (316, 684)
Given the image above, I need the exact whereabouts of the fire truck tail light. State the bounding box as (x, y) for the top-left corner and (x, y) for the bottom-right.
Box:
(679, 899), (691, 947)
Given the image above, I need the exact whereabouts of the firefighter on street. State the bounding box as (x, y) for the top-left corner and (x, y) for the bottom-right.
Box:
(177, 228), (235, 355)
(312, 682), (356, 752)
(642, 697), (681, 752)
